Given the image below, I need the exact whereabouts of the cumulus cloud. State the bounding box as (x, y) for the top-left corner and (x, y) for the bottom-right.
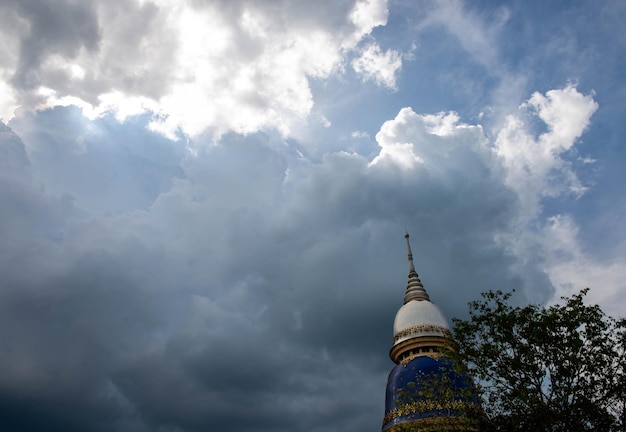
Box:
(371, 109), (485, 169)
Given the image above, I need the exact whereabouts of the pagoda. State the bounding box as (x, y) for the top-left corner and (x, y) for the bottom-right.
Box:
(382, 232), (480, 432)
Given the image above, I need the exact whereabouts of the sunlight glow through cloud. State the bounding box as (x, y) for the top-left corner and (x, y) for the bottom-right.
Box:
(0, 0), (393, 138)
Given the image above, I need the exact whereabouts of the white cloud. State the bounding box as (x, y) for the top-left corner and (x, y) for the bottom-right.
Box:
(371, 108), (424, 169)
(320, 115), (332, 128)
(484, 86), (625, 315)
(351, 130), (369, 139)
(371, 108), (485, 169)
(0, 0), (391, 138)
(371, 141), (422, 169)
(493, 85), (598, 217)
(525, 85), (599, 149)
(351, 43), (402, 90)
(0, 79), (17, 122)
(349, 0), (389, 39)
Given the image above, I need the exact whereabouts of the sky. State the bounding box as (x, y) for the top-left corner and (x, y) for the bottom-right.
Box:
(0, 0), (625, 431)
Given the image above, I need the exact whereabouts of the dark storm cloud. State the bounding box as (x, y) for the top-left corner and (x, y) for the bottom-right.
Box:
(0, 107), (555, 432)
(0, 259), (165, 432)
(0, 124), (148, 432)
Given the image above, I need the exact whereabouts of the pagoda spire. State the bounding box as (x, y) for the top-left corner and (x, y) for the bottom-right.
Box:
(403, 231), (429, 303)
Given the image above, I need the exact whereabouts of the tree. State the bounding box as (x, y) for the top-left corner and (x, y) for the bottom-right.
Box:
(452, 288), (626, 432)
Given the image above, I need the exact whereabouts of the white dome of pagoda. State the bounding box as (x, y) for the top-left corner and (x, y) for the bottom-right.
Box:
(392, 299), (450, 346)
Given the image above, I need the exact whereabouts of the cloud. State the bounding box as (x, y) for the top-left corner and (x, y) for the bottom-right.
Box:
(483, 85), (618, 313)
(9, 106), (186, 214)
(0, 80), (18, 121)
(2, 73), (615, 431)
(5, 0), (101, 91)
(1, 91), (562, 430)
(0, 0), (392, 137)
(352, 43), (402, 90)
(371, 109), (485, 169)
(420, 0), (509, 72)
(369, 86), (611, 315)
(494, 85), (598, 217)
(349, 0), (389, 36)
(540, 215), (626, 316)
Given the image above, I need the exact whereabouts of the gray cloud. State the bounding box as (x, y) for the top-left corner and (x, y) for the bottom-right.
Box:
(0, 100), (559, 430)
(6, 0), (100, 90)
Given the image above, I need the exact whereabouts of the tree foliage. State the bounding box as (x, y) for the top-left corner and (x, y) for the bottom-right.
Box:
(452, 288), (626, 432)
